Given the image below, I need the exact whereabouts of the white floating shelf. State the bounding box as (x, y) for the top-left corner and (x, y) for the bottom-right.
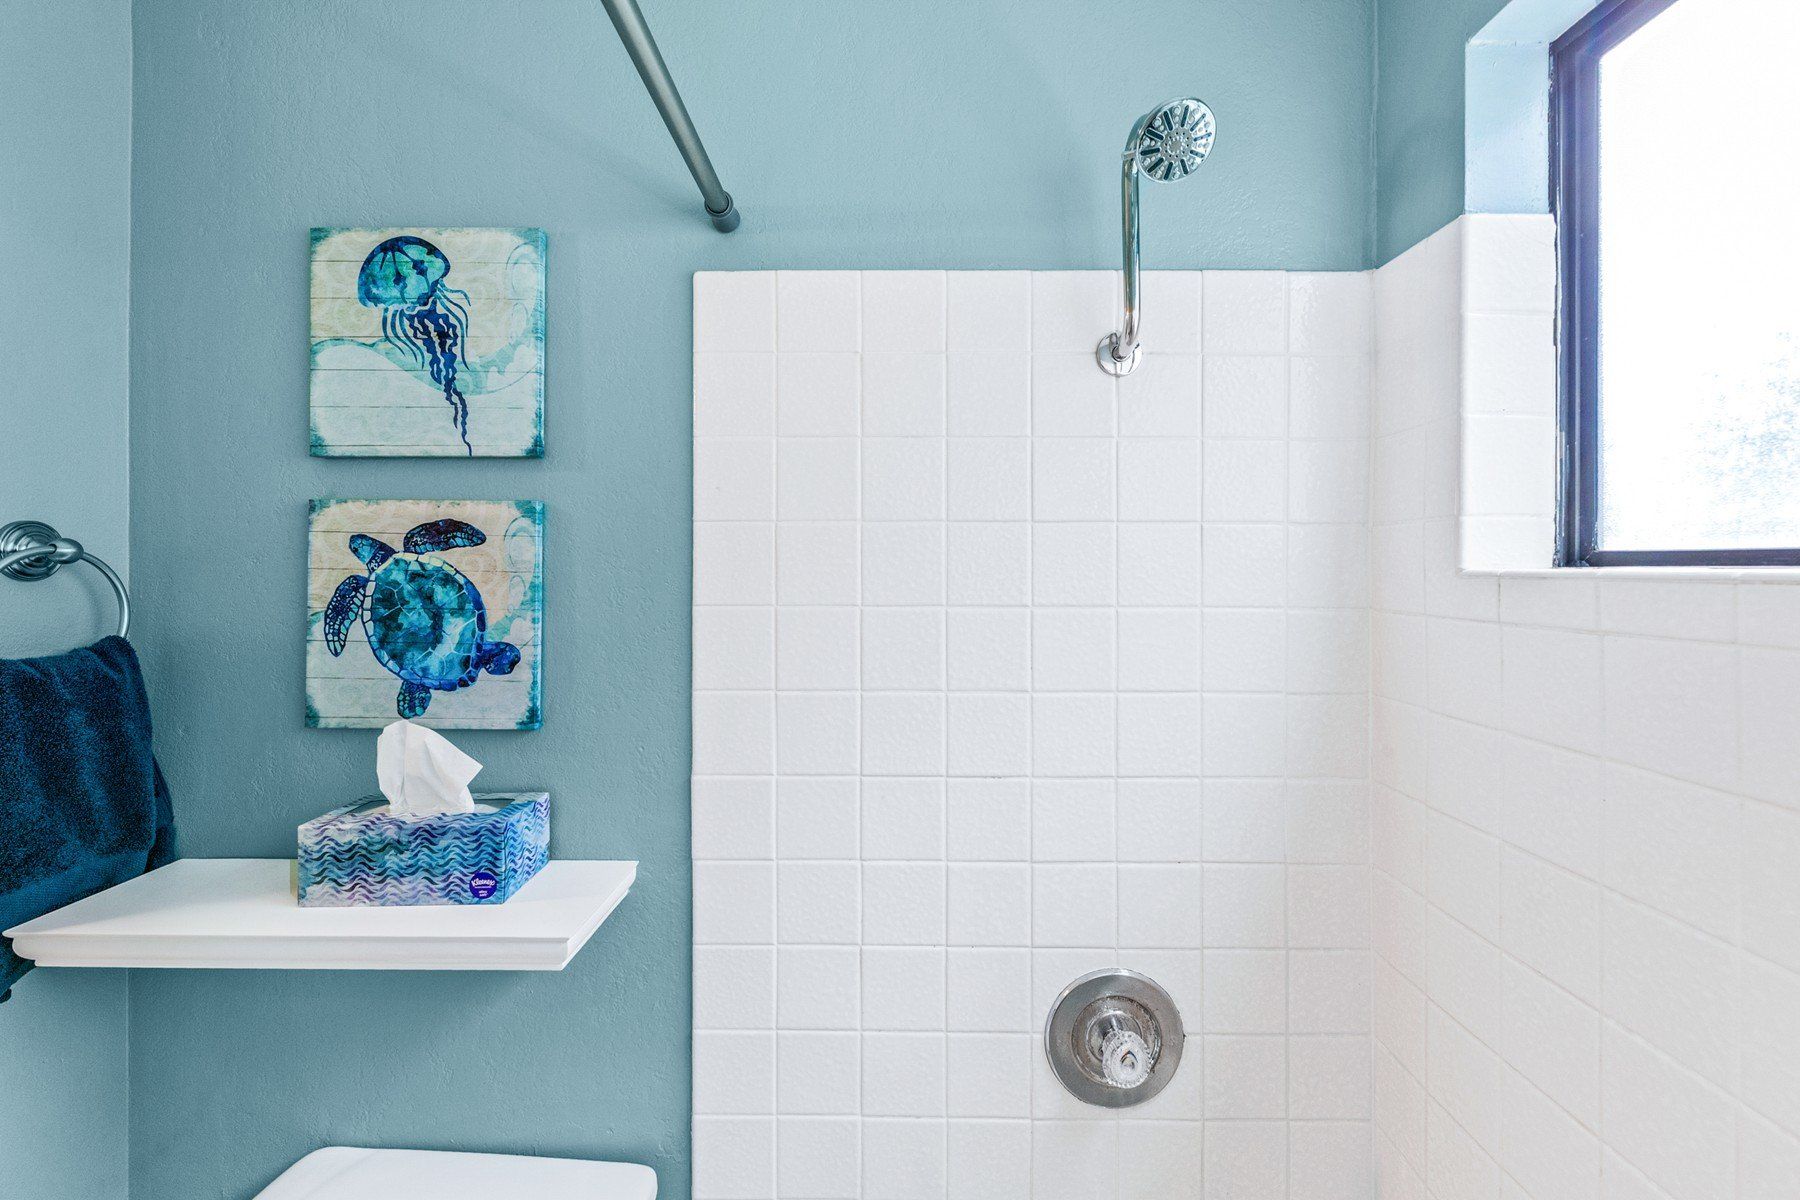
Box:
(3, 858), (637, 971)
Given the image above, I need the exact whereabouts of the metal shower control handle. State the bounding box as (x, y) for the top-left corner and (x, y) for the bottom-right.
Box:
(1045, 968), (1184, 1107)
(1097, 1024), (1152, 1088)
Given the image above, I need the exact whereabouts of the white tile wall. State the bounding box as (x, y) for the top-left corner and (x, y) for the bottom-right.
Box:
(1372, 219), (1800, 1200)
(698, 246), (1800, 1200)
(695, 269), (1373, 1199)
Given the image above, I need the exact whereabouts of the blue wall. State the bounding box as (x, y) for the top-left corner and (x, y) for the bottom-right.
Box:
(0, 971), (131, 1198)
(1374, 0), (1511, 262)
(0, 0), (133, 657)
(0, 1), (133, 1197)
(121, 1), (1370, 1196)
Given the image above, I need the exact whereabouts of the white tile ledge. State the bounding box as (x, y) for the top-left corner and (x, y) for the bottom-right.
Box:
(1464, 567), (1800, 583)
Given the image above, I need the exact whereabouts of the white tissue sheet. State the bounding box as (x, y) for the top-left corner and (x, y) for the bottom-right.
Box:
(376, 719), (480, 817)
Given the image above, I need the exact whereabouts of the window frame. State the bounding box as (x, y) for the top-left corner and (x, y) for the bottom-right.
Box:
(1551, 0), (1800, 567)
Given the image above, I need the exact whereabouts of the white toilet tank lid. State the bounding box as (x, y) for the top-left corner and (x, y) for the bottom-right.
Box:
(256, 1147), (657, 1200)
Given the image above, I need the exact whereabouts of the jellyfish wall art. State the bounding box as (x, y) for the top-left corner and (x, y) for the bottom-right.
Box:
(309, 228), (545, 458)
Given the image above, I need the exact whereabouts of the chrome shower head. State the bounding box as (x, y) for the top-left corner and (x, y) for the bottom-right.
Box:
(1098, 97), (1218, 376)
(1130, 98), (1216, 182)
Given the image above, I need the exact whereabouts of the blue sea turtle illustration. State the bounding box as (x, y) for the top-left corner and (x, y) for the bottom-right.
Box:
(323, 518), (521, 718)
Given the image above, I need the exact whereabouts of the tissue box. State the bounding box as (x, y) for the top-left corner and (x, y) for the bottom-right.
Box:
(297, 792), (550, 908)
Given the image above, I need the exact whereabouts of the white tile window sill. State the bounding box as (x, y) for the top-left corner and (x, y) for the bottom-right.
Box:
(1464, 566), (1800, 582)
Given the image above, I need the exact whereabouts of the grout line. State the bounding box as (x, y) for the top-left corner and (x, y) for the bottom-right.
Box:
(1112, 276), (1125, 991)
(1108, 275), (1123, 1200)
(1024, 274), (1037, 1199)
(1360, 291), (1384, 1162)
(936, 270), (952, 1195)
(772, 275), (784, 1199)
(850, 271), (864, 1198)
(1277, 277), (1295, 1192)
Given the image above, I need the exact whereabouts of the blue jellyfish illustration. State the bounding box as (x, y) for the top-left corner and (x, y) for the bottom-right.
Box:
(357, 236), (475, 454)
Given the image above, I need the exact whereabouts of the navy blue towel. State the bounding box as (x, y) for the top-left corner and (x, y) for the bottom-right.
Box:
(0, 636), (175, 999)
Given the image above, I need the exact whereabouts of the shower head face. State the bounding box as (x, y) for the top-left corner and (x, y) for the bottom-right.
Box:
(1133, 98), (1216, 181)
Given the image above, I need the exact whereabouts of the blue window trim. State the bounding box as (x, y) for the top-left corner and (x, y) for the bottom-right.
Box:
(1550, 0), (1800, 567)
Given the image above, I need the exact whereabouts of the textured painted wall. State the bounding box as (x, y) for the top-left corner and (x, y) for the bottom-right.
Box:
(125, 1), (1373, 1196)
(0, 2), (133, 1198)
(0, 0), (133, 656)
(0, 970), (131, 1199)
(1373, 0), (1510, 263)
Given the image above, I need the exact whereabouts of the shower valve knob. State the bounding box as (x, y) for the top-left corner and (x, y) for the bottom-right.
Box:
(1098, 1027), (1152, 1088)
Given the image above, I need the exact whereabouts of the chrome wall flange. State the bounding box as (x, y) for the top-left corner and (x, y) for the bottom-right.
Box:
(1096, 334), (1142, 377)
(1045, 968), (1184, 1108)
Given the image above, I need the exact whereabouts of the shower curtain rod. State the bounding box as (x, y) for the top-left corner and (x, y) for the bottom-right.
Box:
(601, 0), (740, 232)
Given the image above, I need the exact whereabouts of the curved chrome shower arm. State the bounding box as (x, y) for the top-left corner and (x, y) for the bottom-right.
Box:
(1098, 99), (1215, 377)
(1104, 145), (1146, 375)
(1100, 112), (1155, 376)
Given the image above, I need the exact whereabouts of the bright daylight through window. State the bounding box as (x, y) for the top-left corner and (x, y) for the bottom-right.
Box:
(1556, 0), (1800, 565)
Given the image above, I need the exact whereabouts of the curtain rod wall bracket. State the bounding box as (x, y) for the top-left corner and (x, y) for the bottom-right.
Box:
(706, 194), (740, 233)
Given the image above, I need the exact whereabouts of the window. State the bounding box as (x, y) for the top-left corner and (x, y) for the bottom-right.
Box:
(1553, 0), (1800, 565)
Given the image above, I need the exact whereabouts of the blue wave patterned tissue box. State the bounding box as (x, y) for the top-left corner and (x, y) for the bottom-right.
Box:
(297, 792), (549, 907)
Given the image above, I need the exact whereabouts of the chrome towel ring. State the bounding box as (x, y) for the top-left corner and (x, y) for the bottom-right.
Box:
(0, 520), (130, 639)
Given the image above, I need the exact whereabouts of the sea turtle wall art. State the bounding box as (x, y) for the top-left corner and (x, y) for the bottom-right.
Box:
(310, 228), (545, 457)
(307, 499), (543, 729)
